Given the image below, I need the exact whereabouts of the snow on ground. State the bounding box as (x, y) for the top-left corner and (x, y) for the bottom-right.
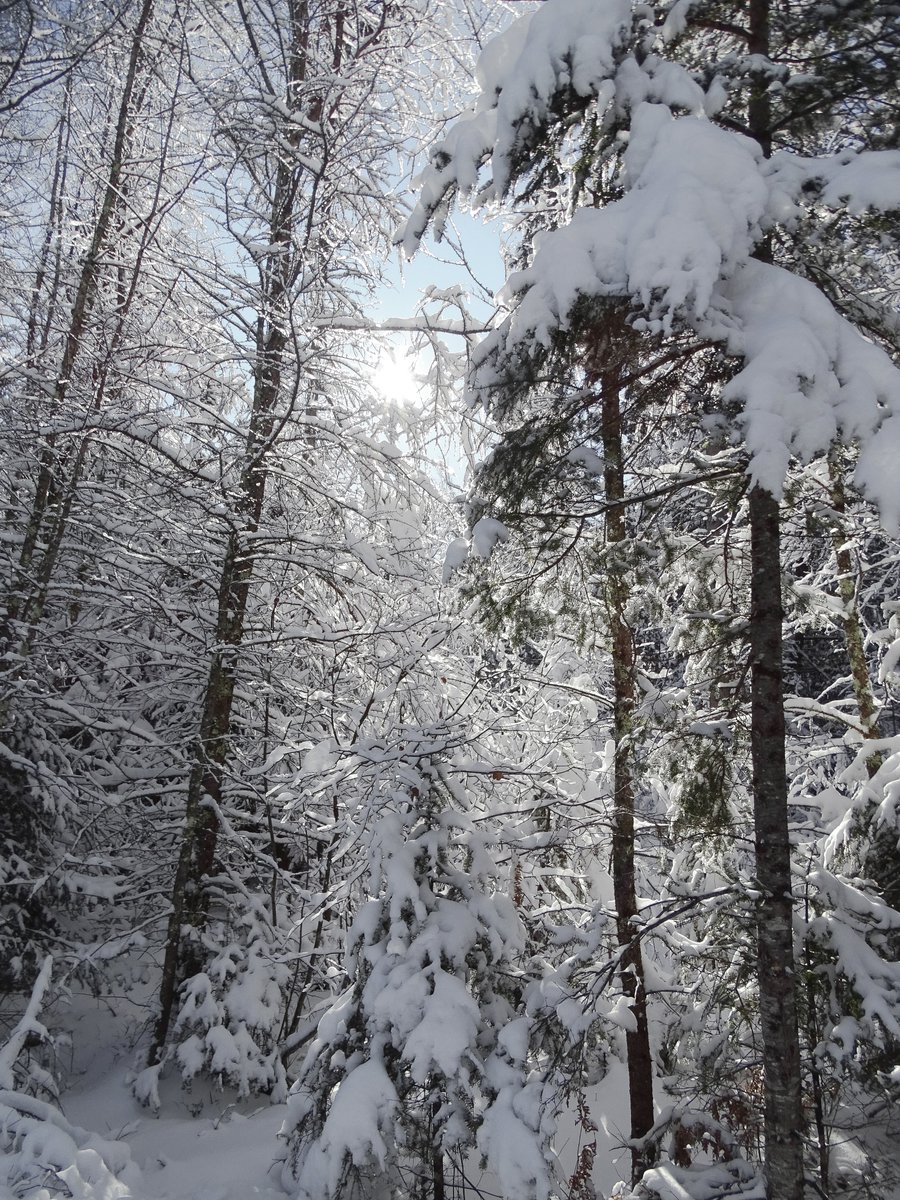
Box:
(3, 987), (640, 1200)
(63, 1076), (287, 1200)
(10, 991), (898, 1200)
(1, 989), (288, 1200)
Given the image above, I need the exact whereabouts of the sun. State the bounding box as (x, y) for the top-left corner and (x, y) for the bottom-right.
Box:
(372, 348), (421, 408)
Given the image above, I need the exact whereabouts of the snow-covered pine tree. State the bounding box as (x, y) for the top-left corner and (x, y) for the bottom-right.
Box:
(402, 2), (900, 1196)
(281, 727), (563, 1200)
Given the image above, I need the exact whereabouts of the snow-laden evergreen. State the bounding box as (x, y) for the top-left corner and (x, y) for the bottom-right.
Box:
(402, 1), (900, 1197)
(281, 738), (554, 1200)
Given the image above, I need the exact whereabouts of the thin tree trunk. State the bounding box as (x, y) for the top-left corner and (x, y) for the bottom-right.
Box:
(592, 317), (655, 1184)
(827, 450), (882, 755)
(746, 4), (805, 1196)
(825, 455), (899, 945)
(431, 1098), (446, 1200)
(149, 0), (312, 1065)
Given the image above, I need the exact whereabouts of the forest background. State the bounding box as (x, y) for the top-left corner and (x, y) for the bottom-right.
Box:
(1, 3), (900, 1200)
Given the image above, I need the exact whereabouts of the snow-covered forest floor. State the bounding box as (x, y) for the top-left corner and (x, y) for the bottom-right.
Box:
(8, 987), (641, 1200)
(6, 981), (899, 1200)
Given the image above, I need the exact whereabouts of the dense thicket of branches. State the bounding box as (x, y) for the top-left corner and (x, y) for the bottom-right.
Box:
(2, 3), (900, 1200)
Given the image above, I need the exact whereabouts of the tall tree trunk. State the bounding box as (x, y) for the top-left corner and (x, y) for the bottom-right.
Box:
(149, 0), (312, 1066)
(747, 7), (805, 1198)
(592, 316), (655, 1184)
(8, 0), (155, 633)
(148, 272), (291, 1067)
(749, 485), (804, 1200)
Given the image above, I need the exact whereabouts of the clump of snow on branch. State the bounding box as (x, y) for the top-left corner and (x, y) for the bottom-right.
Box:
(472, 516), (509, 558)
(400, 0), (713, 254)
(718, 261), (900, 514)
(624, 1159), (766, 1200)
(489, 108), (766, 343)
(768, 148), (900, 219)
(441, 518), (510, 582)
(441, 535), (470, 583)
(403, 0), (900, 525)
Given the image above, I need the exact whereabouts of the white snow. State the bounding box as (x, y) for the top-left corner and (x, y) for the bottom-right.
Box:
(441, 535), (470, 582)
(768, 148), (900, 217)
(5, 1005), (287, 1200)
(471, 516), (509, 558)
(405, 0), (900, 525)
(402, 969), (481, 1083)
(635, 1161), (766, 1200)
(567, 446), (605, 474)
(292, 1059), (400, 1199)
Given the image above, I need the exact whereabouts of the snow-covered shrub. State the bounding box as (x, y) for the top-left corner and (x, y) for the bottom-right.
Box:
(281, 743), (559, 1200)
(621, 1158), (766, 1200)
(806, 738), (900, 1074)
(136, 897), (290, 1107)
(0, 957), (140, 1198)
(172, 928), (289, 1102)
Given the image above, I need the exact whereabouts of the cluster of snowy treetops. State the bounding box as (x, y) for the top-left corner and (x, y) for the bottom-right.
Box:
(1, 2), (899, 1199)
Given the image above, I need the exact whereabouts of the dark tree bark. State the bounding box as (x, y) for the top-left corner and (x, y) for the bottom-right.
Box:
(749, 485), (804, 1200)
(746, 5), (805, 1197)
(589, 315), (656, 1184)
(150, 0), (324, 1066)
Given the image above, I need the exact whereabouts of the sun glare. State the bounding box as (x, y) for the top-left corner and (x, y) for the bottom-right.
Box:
(373, 350), (421, 408)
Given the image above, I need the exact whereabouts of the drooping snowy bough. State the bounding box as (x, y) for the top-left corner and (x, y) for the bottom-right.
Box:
(402, 0), (900, 525)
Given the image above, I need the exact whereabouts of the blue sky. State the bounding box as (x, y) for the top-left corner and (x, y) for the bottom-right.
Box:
(375, 209), (507, 325)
